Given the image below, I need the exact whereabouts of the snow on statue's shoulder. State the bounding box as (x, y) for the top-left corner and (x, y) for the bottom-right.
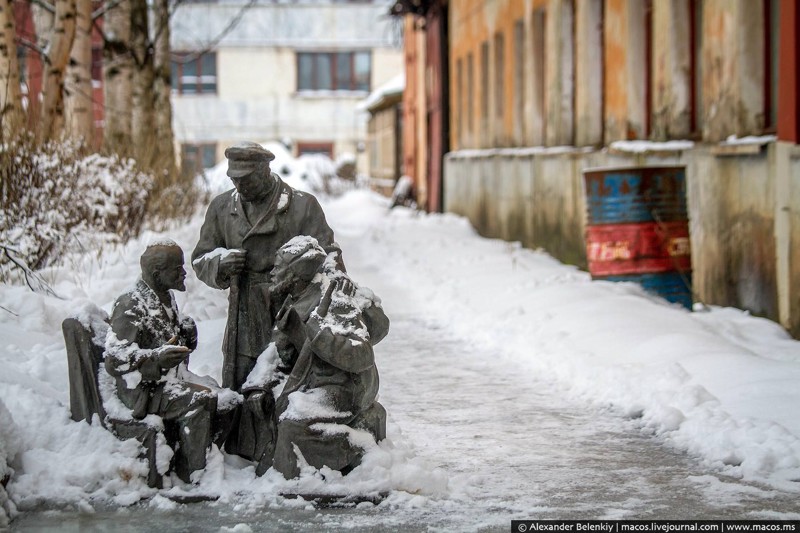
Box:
(278, 192), (289, 210)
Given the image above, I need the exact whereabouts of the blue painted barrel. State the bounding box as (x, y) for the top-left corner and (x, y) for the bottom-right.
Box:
(583, 166), (693, 309)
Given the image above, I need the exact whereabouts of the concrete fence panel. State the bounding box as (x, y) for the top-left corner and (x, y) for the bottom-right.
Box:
(443, 144), (799, 334)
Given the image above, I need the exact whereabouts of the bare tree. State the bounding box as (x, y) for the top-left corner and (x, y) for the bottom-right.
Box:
(65, 0), (93, 144)
(129, 0), (154, 167)
(102, 0), (132, 152)
(0, 0), (23, 136)
(40, 0), (78, 139)
(153, 0), (176, 176)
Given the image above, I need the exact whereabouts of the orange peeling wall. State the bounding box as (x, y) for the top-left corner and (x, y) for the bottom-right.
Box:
(604, 0), (634, 141)
(448, 0), (548, 150)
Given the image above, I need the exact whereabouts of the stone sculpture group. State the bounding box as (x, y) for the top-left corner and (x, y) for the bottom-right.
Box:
(64, 142), (389, 486)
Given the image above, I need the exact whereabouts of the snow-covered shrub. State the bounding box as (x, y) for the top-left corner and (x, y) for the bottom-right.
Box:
(0, 134), (153, 282)
(299, 153), (356, 197)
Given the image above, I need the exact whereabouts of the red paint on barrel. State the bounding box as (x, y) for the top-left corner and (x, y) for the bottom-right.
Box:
(586, 221), (691, 277)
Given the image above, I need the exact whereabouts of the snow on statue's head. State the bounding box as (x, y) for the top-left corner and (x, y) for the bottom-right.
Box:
(225, 141), (275, 178)
(141, 239), (186, 292)
(272, 235), (327, 285)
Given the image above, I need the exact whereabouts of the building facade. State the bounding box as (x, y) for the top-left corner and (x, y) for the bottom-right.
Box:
(396, 0), (800, 336)
(362, 73), (404, 189)
(170, 0), (404, 176)
(392, 0), (449, 212)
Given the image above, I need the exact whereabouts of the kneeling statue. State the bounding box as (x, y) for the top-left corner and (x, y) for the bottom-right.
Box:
(262, 236), (390, 478)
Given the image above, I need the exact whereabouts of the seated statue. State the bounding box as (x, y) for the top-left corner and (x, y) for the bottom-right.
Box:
(104, 240), (233, 483)
(249, 235), (390, 478)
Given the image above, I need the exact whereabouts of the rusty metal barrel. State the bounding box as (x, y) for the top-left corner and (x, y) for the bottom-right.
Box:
(583, 166), (693, 309)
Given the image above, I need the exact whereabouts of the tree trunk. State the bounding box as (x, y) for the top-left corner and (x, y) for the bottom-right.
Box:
(153, 0), (176, 177)
(41, 0), (78, 140)
(27, 0), (55, 126)
(65, 0), (93, 145)
(103, 0), (132, 154)
(0, 0), (23, 137)
(130, 0), (155, 169)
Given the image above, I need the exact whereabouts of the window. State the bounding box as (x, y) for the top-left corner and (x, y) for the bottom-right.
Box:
(297, 142), (334, 158)
(690, 0), (702, 135)
(644, 0), (653, 137)
(467, 52), (474, 138)
(297, 52), (371, 92)
(574, 0), (603, 145)
(171, 52), (217, 95)
(495, 31), (505, 124)
(480, 41), (489, 139)
(765, 0), (779, 131)
(456, 57), (463, 145)
(181, 143), (217, 178)
(513, 19), (525, 142)
(532, 9), (547, 144)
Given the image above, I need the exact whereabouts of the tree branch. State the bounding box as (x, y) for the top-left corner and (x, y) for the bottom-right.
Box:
(170, 0), (256, 63)
(92, 0), (124, 22)
(15, 36), (51, 64)
(1, 245), (64, 299)
(27, 0), (55, 15)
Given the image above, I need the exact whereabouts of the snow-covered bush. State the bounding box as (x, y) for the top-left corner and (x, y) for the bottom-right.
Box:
(299, 153), (357, 197)
(0, 135), (153, 282)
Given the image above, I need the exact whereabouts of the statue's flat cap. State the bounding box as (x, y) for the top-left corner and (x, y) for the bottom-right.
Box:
(225, 142), (275, 177)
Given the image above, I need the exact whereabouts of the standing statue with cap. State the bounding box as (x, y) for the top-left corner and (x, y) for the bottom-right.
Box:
(192, 142), (344, 462)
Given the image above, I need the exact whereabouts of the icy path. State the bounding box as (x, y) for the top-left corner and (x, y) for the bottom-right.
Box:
(373, 313), (800, 525)
(332, 214), (800, 526)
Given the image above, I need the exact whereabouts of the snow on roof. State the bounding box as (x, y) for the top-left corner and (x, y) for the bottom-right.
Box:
(357, 72), (404, 113)
(609, 140), (695, 153)
(446, 146), (594, 159)
(720, 134), (777, 146)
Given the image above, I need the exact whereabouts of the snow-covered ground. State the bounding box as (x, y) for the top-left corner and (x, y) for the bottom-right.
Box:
(1, 183), (800, 527)
(325, 191), (800, 489)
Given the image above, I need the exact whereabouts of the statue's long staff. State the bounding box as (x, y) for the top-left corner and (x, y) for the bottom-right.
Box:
(222, 274), (240, 388)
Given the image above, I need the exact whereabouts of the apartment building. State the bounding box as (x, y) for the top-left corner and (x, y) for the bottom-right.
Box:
(171, 0), (403, 175)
